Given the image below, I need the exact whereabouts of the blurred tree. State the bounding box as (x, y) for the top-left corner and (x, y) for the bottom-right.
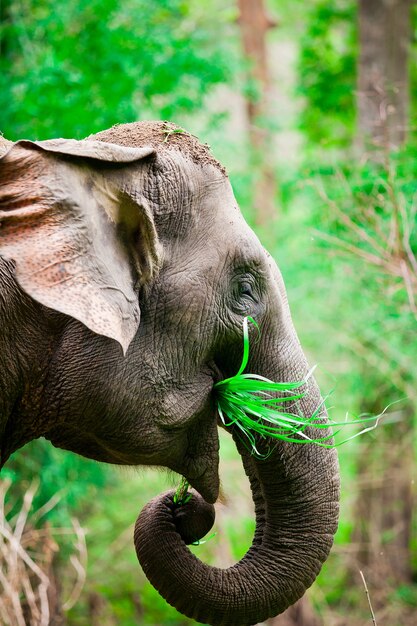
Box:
(298, 0), (417, 152)
(357, 0), (413, 150)
(297, 11), (417, 614)
(309, 152), (417, 622)
(237, 0), (277, 225)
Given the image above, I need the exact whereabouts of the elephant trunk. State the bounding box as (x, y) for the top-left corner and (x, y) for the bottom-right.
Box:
(134, 410), (340, 625)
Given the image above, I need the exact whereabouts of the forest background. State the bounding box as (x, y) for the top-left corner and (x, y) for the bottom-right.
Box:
(0, 0), (416, 624)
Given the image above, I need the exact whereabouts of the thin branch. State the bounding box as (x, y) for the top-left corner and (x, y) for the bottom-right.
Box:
(313, 230), (386, 267)
(399, 200), (417, 275)
(21, 575), (40, 623)
(31, 491), (62, 524)
(0, 568), (26, 626)
(0, 524), (49, 585)
(13, 481), (37, 543)
(400, 258), (417, 317)
(359, 570), (377, 626)
(62, 519), (87, 611)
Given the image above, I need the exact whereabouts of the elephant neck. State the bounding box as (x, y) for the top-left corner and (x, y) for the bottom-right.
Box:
(0, 260), (64, 465)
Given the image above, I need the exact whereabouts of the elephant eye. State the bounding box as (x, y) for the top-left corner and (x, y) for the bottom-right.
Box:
(238, 281), (254, 298)
(230, 266), (266, 316)
(232, 275), (259, 313)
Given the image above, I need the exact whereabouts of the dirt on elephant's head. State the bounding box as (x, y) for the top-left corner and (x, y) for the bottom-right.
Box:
(89, 121), (226, 175)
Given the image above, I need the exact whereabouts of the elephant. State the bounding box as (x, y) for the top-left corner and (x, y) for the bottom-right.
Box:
(0, 121), (340, 626)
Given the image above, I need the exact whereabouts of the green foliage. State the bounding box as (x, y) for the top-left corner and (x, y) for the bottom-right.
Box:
(3, 439), (112, 525)
(307, 149), (417, 405)
(271, 146), (417, 622)
(393, 585), (417, 607)
(297, 0), (356, 148)
(1, 1), (417, 623)
(297, 0), (417, 150)
(276, 161), (417, 476)
(0, 0), (238, 140)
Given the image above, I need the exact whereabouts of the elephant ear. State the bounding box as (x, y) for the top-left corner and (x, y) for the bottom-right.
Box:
(0, 138), (158, 354)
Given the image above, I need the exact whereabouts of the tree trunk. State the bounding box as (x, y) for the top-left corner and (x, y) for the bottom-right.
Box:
(237, 0), (277, 226)
(357, 0), (412, 150)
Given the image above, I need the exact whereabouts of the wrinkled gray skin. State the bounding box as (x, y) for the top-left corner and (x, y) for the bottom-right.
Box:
(0, 122), (339, 626)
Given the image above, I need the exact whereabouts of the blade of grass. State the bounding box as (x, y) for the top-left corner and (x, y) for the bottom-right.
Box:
(214, 317), (386, 457)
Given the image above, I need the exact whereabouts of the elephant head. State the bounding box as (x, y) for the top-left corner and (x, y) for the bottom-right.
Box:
(0, 122), (339, 625)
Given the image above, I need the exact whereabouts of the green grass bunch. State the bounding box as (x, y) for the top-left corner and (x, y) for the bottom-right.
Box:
(214, 317), (383, 458)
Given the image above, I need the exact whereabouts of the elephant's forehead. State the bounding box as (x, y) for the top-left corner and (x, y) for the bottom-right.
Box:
(172, 156), (265, 262)
(122, 146), (264, 268)
(200, 181), (262, 249)
(178, 185), (267, 273)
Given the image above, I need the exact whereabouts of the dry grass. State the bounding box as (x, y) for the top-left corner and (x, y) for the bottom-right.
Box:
(0, 479), (87, 626)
